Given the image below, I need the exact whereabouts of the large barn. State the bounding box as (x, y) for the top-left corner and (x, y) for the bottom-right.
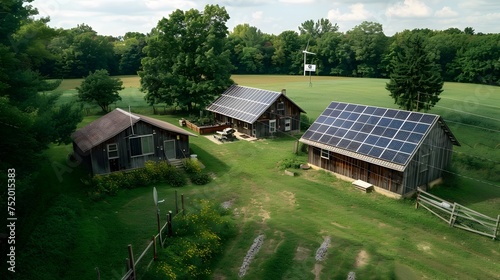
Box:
(300, 101), (460, 198)
(206, 85), (305, 138)
(72, 108), (196, 175)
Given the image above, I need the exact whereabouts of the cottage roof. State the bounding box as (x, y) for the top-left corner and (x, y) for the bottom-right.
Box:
(206, 84), (305, 124)
(300, 101), (460, 171)
(72, 108), (196, 153)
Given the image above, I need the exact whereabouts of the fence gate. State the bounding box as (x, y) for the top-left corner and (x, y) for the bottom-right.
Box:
(416, 188), (499, 240)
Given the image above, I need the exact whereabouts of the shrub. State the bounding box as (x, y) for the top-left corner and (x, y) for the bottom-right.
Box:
(87, 161), (188, 199)
(190, 172), (212, 185)
(184, 158), (202, 174)
(149, 200), (236, 279)
(277, 157), (302, 170)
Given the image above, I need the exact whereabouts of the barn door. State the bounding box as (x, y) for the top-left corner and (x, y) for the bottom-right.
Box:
(163, 140), (176, 159)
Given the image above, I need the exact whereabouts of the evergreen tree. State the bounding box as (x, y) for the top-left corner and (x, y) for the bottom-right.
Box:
(386, 33), (443, 111)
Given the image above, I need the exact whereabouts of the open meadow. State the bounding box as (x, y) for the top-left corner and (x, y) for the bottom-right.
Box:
(23, 75), (500, 279)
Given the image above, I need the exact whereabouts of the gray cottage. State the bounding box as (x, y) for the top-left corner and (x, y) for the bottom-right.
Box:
(72, 108), (196, 175)
(206, 85), (305, 138)
(300, 101), (460, 198)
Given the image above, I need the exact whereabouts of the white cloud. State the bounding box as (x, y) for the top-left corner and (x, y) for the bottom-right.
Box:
(279, 0), (315, 3)
(435, 6), (459, 18)
(386, 0), (432, 18)
(143, 0), (196, 10)
(252, 11), (264, 20)
(328, 3), (371, 22)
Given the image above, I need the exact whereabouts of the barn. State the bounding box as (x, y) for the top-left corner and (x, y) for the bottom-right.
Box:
(206, 85), (305, 138)
(299, 101), (460, 198)
(72, 108), (196, 175)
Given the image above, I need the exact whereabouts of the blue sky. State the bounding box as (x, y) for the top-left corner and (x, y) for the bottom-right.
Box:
(32, 0), (500, 36)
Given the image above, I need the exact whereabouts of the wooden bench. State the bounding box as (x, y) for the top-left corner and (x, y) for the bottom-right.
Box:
(352, 180), (373, 193)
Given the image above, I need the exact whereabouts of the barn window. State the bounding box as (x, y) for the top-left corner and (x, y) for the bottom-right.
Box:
(277, 102), (285, 114)
(321, 149), (330, 159)
(284, 118), (291, 131)
(107, 143), (119, 159)
(130, 135), (154, 157)
(269, 119), (276, 133)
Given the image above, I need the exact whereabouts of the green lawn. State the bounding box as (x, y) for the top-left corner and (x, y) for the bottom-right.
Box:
(20, 75), (500, 279)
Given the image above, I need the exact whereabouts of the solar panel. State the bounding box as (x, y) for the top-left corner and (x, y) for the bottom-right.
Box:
(301, 101), (439, 166)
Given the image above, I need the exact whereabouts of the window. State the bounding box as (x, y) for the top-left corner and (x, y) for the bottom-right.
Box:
(277, 102), (285, 111)
(243, 122), (248, 129)
(284, 118), (291, 131)
(321, 149), (330, 159)
(130, 135), (154, 157)
(108, 143), (119, 159)
(269, 119), (276, 133)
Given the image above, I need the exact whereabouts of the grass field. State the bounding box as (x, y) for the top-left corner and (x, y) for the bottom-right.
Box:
(23, 75), (500, 279)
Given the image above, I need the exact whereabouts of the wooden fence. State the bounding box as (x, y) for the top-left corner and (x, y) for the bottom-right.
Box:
(95, 191), (186, 280)
(416, 188), (500, 240)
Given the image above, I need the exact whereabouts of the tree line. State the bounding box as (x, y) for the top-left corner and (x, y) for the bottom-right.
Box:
(13, 15), (498, 86)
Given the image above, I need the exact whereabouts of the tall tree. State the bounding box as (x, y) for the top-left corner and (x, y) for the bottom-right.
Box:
(386, 32), (443, 111)
(346, 21), (388, 77)
(140, 5), (233, 111)
(77, 69), (123, 112)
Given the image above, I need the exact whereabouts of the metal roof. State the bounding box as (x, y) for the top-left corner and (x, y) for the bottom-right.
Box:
(72, 108), (196, 153)
(206, 84), (305, 124)
(300, 101), (460, 171)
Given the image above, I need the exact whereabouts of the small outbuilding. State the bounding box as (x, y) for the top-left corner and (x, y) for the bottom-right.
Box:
(300, 101), (460, 198)
(206, 85), (305, 138)
(72, 108), (196, 175)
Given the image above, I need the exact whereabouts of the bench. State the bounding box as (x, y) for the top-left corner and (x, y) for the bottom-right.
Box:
(352, 180), (373, 193)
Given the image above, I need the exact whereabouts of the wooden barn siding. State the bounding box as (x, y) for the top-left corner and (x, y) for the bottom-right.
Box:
(89, 121), (190, 175)
(212, 97), (302, 138)
(307, 122), (454, 196)
(402, 123), (453, 193)
(308, 147), (404, 194)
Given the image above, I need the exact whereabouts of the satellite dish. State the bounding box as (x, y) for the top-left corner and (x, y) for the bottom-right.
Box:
(153, 187), (158, 206)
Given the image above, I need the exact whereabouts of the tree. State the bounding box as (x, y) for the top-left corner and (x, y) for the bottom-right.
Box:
(386, 32), (443, 112)
(77, 69), (123, 112)
(140, 5), (234, 111)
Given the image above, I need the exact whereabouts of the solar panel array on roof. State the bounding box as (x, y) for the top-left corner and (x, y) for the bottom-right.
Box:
(206, 85), (281, 124)
(301, 102), (438, 166)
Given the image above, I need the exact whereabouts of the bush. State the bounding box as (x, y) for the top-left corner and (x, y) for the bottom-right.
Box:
(277, 157), (302, 170)
(149, 200), (236, 279)
(190, 172), (212, 185)
(87, 161), (188, 199)
(184, 158), (202, 174)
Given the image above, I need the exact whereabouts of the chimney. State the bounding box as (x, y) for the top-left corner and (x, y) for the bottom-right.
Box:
(281, 89), (286, 95)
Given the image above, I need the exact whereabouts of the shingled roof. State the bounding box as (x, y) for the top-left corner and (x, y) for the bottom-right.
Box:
(206, 84), (305, 124)
(72, 108), (196, 153)
(300, 101), (459, 171)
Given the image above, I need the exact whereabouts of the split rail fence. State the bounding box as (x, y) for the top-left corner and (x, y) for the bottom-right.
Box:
(95, 191), (186, 280)
(416, 188), (499, 240)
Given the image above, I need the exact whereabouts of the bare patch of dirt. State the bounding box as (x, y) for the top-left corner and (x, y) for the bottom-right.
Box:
(281, 191), (296, 206)
(355, 250), (369, 268)
(417, 242), (432, 254)
(294, 246), (311, 261)
(312, 263), (323, 280)
(331, 222), (349, 229)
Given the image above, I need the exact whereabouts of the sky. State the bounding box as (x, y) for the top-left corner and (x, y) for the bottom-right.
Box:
(31, 0), (500, 37)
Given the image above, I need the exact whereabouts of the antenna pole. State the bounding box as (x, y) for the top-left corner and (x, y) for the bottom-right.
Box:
(129, 106), (135, 135)
(303, 53), (306, 76)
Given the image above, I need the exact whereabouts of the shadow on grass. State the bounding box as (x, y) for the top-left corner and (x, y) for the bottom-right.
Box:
(189, 143), (230, 175)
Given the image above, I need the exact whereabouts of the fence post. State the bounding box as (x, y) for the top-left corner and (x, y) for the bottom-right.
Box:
(153, 235), (158, 261)
(415, 189), (420, 209)
(448, 203), (457, 227)
(494, 215), (500, 240)
(167, 212), (173, 237)
(175, 190), (179, 214)
(181, 194), (185, 215)
(157, 210), (162, 246)
(95, 267), (100, 280)
(128, 245), (136, 280)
